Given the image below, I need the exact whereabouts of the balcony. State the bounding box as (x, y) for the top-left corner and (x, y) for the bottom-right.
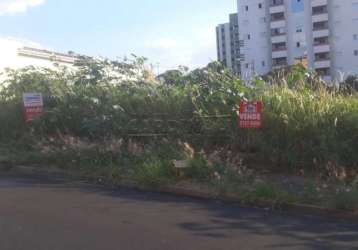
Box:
(271, 27), (286, 43)
(272, 42), (288, 60)
(313, 21), (329, 31)
(272, 42), (286, 51)
(270, 0), (284, 7)
(270, 5), (285, 14)
(272, 57), (288, 69)
(273, 64), (288, 70)
(314, 51), (330, 68)
(270, 20), (286, 29)
(312, 29), (330, 38)
(313, 44), (330, 53)
(272, 50), (288, 58)
(271, 34), (287, 43)
(271, 12), (285, 22)
(312, 13), (329, 23)
(316, 67), (331, 79)
(312, 0), (328, 7)
(312, 5), (328, 15)
(315, 60), (331, 69)
(314, 36), (329, 44)
(271, 29), (286, 37)
(312, 21), (329, 39)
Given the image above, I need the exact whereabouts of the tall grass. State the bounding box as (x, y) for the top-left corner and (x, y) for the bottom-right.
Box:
(0, 61), (357, 171)
(259, 85), (358, 168)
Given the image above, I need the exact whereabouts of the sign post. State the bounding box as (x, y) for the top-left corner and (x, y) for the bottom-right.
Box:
(23, 93), (44, 122)
(238, 101), (263, 151)
(238, 101), (263, 129)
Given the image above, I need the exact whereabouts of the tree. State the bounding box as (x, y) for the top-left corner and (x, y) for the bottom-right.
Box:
(341, 75), (358, 93)
(157, 69), (186, 86)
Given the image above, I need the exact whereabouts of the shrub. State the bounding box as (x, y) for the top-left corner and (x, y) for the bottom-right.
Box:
(243, 183), (298, 203)
(184, 156), (213, 181)
(258, 86), (358, 169)
(329, 188), (358, 210)
(135, 158), (174, 186)
(340, 75), (358, 93)
(0, 59), (357, 172)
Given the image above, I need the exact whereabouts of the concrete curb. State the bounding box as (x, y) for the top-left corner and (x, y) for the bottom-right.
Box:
(136, 185), (358, 223)
(2, 165), (358, 223)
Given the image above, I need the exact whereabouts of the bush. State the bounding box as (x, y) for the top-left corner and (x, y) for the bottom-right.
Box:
(258, 86), (358, 169)
(340, 75), (358, 93)
(0, 59), (357, 172)
(243, 183), (298, 203)
(329, 188), (358, 210)
(135, 158), (174, 186)
(185, 156), (213, 181)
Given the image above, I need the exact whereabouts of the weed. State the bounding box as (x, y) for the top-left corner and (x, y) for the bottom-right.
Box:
(300, 182), (321, 204)
(185, 155), (213, 182)
(135, 158), (174, 187)
(329, 188), (358, 210)
(242, 183), (298, 204)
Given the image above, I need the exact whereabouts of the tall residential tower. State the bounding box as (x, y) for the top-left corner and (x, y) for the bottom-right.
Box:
(237, 0), (358, 81)
(216, 13), (241, 74)
(217, 0), (358, 81)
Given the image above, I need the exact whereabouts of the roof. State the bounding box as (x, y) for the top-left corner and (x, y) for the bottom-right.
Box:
(17, 47), (78, 64)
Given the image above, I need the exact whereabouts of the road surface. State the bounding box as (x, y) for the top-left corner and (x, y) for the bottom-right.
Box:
(0, 174), (358, 250)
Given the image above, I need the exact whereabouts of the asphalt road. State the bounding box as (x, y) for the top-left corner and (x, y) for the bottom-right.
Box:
(1, 174), (358, 250)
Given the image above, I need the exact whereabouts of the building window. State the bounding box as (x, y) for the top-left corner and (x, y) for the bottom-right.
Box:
(245, 6), (249, 11)
(258, 3), (262, 9)
(296, 42), (301, 48)
(245, 63), (249, 69)
(262, 61), (265, 67)
(296, 25), (303, 33)
(354, 50), (358, 56)
(247, 34), (251, 40)
(354, 34), (358, 40)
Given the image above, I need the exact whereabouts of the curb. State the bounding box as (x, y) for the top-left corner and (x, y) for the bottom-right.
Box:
(137, 185), (358, 223)
(2, 165), (358, 223)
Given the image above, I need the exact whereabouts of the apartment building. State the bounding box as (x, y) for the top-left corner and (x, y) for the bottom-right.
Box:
(216, 13), (241, 74)
(230, 0), (358, 81)
(0, 38), (77, 71)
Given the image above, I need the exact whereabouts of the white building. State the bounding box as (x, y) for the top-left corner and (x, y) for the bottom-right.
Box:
(236, 0), (358, 81)
(0, 38), (77, 71)
(216, 13), (241, 74)
(0, 38), (150, 85)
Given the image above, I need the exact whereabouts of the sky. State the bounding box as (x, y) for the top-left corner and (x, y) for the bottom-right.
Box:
(0, 0), (236, 72)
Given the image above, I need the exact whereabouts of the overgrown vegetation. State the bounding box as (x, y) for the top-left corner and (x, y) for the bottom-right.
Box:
(0, 57), (358, 210)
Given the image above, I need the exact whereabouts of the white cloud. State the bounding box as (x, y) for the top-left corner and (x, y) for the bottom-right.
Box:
(0, 0), (45, 15)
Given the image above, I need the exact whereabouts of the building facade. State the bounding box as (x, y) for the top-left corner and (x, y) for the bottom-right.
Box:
(0, 38), (77, 71)
(216, 13), (241, 74)
(233, 0), (358, 81)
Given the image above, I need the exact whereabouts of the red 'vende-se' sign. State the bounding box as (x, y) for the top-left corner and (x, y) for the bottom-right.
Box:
(23, 93), (44, 122)
(238, 101), (263, 128)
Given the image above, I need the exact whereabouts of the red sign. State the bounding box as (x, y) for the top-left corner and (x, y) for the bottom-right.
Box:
(24, 106), (44, 122)
(23, 93), (44, 122)
(238, 101), (263, 128)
